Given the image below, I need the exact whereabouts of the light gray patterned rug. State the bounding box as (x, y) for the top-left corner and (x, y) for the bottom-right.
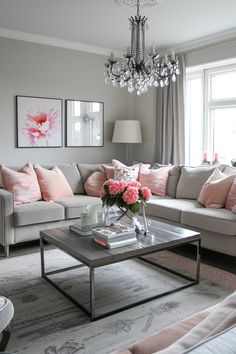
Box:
(1, 248), (234, 354)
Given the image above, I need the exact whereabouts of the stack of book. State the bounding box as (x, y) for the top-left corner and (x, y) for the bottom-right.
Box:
(70, 220), (103, 236)
(92, 223), (137, 249)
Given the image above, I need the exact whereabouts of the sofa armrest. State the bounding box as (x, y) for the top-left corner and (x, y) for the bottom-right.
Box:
(0, 189), (14, 246)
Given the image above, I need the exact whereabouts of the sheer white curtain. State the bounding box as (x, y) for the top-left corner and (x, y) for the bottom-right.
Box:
(153, 54), (186, 164)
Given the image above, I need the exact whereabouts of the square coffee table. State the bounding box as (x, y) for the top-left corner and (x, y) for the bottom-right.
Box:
(40, 219), (201, 321)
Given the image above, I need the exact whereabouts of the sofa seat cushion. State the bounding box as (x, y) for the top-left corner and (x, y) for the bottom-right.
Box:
(55, 195), (102, 219)
(181, 208), (236, 235)
(14, 201), (65, 227)
(146, 196), (203, 223)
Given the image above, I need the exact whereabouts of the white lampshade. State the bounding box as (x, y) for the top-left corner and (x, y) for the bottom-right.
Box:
(112, 120), (142, 143)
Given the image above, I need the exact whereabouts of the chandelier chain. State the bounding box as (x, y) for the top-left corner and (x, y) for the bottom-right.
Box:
(137, 0), (140, 16)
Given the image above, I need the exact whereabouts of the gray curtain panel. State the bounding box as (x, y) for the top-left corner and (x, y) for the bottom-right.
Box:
(153, 54), (186, 165)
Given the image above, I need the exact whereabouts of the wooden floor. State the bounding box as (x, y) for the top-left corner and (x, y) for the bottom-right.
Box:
(174, 245), (236, 275)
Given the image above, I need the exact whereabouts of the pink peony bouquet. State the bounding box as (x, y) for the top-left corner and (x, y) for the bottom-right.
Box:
(100, 179), (152, 218)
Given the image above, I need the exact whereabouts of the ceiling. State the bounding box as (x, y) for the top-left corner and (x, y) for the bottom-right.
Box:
(0, 0), (236, 55)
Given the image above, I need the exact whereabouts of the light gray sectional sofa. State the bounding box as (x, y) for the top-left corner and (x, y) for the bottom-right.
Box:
(0, 163), (103, 257)
(146, 164), (236, 257)
(0, 162), (236, 258)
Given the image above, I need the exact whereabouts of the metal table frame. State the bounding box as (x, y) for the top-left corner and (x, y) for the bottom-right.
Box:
(40, 235), (201, 321)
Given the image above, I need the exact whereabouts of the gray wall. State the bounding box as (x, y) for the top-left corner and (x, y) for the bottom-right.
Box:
(185, 39), (236, 67)
(0, 37), (132, 165)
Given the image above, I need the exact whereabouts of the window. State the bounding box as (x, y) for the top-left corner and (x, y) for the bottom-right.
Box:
(186, 62), (236, 165)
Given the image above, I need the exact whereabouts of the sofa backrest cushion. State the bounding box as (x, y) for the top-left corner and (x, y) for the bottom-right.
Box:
(176, 166), (216, 199)
(166, 165), (182, 197)
(77, 163), (104, 185)
(57, 163), (84, 194)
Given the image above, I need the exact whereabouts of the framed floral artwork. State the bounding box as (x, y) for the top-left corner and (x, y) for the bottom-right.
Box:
(16, 96), (63, 148)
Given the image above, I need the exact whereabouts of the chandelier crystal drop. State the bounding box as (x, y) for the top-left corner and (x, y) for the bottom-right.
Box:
(104, 0), (180, 95)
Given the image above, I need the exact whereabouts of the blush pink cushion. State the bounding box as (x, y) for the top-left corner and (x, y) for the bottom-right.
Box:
(0, 162), (42, 204)
(198, 168), (236, 208)
(84, 171), (106, 197)
(232, 205), (236, 214)
(102, 165), (114, 180)
(35, 165), (73, 201)
(139, 166), (171, 197)
(225, 177), (236, 211)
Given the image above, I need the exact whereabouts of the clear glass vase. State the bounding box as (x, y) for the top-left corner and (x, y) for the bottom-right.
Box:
(142, 203), (149, 234)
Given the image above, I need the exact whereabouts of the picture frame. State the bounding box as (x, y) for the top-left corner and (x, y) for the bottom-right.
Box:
(16, 95), (63, 148)
(66, 99), (104, 147)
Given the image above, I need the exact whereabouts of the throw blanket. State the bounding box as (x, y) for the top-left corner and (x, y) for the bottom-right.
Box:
(154, 291), (236, 354)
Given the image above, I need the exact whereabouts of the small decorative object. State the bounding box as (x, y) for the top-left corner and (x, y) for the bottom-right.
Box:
(202, 151), (210, 165)
(16, 96), (62, 148)
(66, 100), (104, 147)
(70, 204), (104, 236)
(100, 179), (151, 232)
(212, 152), (219, 165)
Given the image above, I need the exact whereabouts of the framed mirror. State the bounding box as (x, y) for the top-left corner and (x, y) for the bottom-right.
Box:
(66, 100), (104, 147)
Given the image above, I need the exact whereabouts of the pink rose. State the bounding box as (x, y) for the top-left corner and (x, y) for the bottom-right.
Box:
(99, 187), (105, 198)
(108, 180), (127, 195)
(141, 187), (152, 201)
(122, 187), (139, 205)
(127, 180), (141, 188)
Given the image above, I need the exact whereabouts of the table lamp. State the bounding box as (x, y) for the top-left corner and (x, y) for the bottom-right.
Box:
(112, 120), (142, 164)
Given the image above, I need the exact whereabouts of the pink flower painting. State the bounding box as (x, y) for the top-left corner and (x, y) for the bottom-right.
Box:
(17, 96), (62, 147)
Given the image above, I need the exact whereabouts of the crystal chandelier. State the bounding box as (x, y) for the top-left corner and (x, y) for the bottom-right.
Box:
(104, 0), (180, 95)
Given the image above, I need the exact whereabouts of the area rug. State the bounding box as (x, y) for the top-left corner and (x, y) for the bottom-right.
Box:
(1, 248), (236, 354)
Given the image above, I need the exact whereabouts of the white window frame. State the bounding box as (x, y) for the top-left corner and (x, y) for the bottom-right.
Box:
(186, 61), (236, 165)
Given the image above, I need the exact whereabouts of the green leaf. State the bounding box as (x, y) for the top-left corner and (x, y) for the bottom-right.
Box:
(130, 202), (140, 214)
(108, 198), (117, 206)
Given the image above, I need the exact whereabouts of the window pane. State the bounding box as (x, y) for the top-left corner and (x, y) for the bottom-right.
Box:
(211, 70), (236, 100)
(186, 76), (202, 165)
(213, 107), (236, 164)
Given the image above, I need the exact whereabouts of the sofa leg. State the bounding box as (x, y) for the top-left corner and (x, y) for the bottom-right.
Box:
(4, 245), (9, 257)
(0, 326), (11, 351)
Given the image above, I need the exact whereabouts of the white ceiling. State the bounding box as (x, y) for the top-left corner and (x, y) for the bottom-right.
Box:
(0, 0), (236, 55)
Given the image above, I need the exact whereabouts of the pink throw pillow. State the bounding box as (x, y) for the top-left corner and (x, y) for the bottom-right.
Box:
(225, 177), (236, 211)
(102, 165), (115, 180)
(84, 171), (106, 197)
(198, 168), (236, 208)
(139, 166), (171, 197)
(0, 162), (42, 204)
(35, 165), (73, 201)
(232, 205), (236, 214)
